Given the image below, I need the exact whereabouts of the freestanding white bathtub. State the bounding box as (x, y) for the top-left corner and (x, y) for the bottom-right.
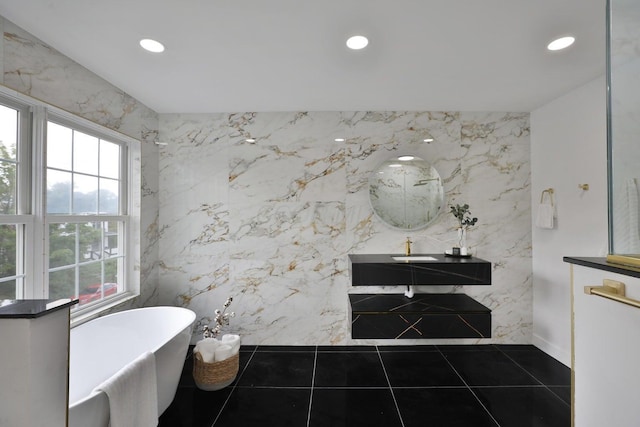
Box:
(68, 306), (196, 427)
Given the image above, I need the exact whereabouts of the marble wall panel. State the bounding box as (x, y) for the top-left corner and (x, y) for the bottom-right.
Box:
(158, 111), (531, 345)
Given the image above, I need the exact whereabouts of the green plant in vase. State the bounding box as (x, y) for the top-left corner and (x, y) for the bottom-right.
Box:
(449, 203), (478, 254)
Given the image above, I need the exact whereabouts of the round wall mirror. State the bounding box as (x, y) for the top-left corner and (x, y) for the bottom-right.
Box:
(368, 155), (444, 230)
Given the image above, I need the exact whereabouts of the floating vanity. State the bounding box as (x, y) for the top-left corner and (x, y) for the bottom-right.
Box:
(348, 254), (492, 339)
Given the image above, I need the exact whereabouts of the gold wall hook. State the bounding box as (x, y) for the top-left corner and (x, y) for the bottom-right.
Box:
(578, 184), (589, 191)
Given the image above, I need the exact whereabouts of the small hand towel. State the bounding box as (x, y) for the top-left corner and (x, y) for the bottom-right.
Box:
(221, 334), (241, 355)
(94, 351), (158, 427)
(194, 338), (221, 363)
(214, 344), (233, 362)
(536, 191), (554, 229)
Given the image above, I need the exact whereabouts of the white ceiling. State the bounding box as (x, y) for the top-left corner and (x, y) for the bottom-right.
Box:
(0, 0), (606, 114)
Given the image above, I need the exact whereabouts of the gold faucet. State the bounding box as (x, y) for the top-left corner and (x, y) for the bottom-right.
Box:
(405, 237), (412, 256)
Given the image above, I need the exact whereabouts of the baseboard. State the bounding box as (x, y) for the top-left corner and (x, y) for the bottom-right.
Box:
(532, 334), (570, 367)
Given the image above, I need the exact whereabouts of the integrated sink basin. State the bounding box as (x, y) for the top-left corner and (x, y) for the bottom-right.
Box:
(391, 256), (438, 261)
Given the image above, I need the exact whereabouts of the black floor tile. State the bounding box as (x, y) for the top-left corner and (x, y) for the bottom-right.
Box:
(255, 345), (315, 352)
(159, 386), (231, 427)
(472, 386), (571, 427)
(237, 350), (315, 387)
(317, 345), (376, 352)
(162, 344), (571, 427)
(393, 387), (499, 427)
(499, 346), (571, 386)
(314, 351), (387, 387)
(548, 386), (571, 406)
(213, 387), (311, 427)
(441, 347), (540, 386)
(438, 344), (498, 352)
(378, 344), (438, 352)
(380, 350), (465, 387)
(309, 388), (403, 427)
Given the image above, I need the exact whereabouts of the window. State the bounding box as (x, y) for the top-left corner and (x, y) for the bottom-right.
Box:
(46, 119), (127, 308)
(0, 88), (139, 314)
(0, 100), (30, 299)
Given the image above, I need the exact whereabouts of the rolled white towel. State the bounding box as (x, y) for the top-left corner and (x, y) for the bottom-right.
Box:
(214, 344), (233, 362)
(194, 337), (221, 363)
(221, 334), (241, 355)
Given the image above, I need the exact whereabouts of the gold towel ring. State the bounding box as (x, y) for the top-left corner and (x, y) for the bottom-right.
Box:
(540, 188), (554, 203)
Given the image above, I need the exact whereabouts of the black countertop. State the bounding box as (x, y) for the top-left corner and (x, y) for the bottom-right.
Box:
(348, 253), (491, 286)
(0, 299), (78, 319)
(563, 256), (640, 279)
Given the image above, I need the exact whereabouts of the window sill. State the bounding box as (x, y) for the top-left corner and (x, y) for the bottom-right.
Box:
(70, 292), (138, 328)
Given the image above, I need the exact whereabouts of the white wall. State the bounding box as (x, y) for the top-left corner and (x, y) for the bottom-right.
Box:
(530, 76), (608, 365)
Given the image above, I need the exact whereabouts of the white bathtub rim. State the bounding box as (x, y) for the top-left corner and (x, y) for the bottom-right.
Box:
(69, 306), (195, 409)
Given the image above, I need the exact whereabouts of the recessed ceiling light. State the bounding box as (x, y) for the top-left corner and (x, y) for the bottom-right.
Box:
(139, 38), (165, 53)
(346, 35), (369, 50)
(245, 138), (256, 142)
(423, 138), (434, 142)
(547, 36), (575, 51)
(334, 138), (345, 142)
(398, 156), (414, 161)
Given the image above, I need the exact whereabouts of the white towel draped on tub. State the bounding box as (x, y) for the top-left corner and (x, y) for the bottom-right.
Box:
(94, 351), (158, 427)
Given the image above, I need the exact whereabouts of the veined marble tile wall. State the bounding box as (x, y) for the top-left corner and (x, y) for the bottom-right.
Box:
(1, 18), (160, 307)
(158, 111), (531, 345)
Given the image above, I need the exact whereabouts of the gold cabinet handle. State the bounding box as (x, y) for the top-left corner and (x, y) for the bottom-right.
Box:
(584, 279), (640, 309)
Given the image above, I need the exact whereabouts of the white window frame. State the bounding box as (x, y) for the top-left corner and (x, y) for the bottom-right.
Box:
(0, 86), (140, 319)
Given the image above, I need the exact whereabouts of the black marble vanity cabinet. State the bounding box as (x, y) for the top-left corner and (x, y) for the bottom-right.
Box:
(348, 254), (491, 286)
(347, 254), (492, 339)
(350, 293), (491, 339)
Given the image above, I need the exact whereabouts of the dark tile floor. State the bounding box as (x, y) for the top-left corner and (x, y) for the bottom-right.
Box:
(159, 344), (570, 427)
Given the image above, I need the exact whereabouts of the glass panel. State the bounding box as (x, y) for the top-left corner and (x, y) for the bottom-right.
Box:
(49, 267), (76, 300)
(99, 178), (119, 214)
(0, 224), (17, 279)
(0, 280), (16, 300)
(73, 174), (98, 214)
(78, 263), (103, 306)
(103, 258), (119, 285)
(0, 104), (18, 161)
(100, 140), (120, 179)
(0, 160), (17, 214)
(608, 0), (640, 255)
(47, 121), (72, 170)
(73, 130), (99, 175)
(49, 223), (77, 268)
(104, 221), (120, 257)
(47, 170), (72, 214)
(83, 222), (103, 261)
(0, 105), (18, 216)
(0, 279), (16, 299)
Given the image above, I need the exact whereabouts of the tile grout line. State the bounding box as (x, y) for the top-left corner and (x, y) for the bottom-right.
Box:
(210, 346), (259, 427)
(435, 345), (502, 427)
(306, 345), (318, 427)
(375, 345), (406, 427)
(496, 347), (571, 408)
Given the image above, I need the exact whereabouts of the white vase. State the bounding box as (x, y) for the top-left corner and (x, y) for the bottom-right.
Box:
(457, 228), (467, 253)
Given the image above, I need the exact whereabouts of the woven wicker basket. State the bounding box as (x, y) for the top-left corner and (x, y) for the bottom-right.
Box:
(193, 351), (239, 391)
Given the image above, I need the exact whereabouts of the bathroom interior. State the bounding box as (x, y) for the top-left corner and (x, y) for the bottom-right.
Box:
(0, 0), (639, 426)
